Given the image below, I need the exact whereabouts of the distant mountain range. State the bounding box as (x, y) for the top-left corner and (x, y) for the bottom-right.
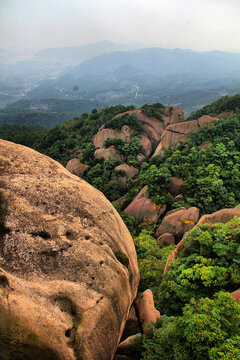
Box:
(26, 47), (240, 114)
(0, 43), (240, 114)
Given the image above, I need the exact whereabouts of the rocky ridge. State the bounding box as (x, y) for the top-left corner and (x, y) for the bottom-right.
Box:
(0, 139), (139, 360)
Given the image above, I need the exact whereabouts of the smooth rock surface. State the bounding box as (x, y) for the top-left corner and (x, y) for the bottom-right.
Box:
(135, 290), (160, 333)
(0, 140), (139, 360)
(157, 233), (175, 248)
(93, 126), (131, 148)
(66, 158), (89, 178)
(155, 207), (199, 239)
(124, 186), (166, 224)
(94, 147), (122, 161)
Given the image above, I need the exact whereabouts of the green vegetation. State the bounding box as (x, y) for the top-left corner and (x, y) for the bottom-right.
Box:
(131, 292), (240, 360)
(188, 94), (240, 119)
(157, 218), (240, 315)
(129, 218), (240, 360)
(1, 95), (240, 359)
(141, 103), (165, 121)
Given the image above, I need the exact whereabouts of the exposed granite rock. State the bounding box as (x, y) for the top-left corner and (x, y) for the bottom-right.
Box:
(157, 233), (175, 248)
(135, 290), (160, 334)
(155, 207), (199, 239)
(198, 115), (219, 127)
(94, 147), (122, 161)
(93, 125), (131, 148)
(124, 186), (166, 224)
(115, 164), (139, 179)
(66, 158), (89, 178)
(0, 139), (139, 360)
(169, 177), (184, 196)
(231, 289), (240, 304)
(140, 134), (153, 157)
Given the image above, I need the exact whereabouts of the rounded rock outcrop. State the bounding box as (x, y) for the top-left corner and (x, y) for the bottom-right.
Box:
(0, 139), (139, 360)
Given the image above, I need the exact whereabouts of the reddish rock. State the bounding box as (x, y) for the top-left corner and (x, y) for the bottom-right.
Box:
(165, 207), (186, 217)
(112, 196), (126, 206)
(140, 134), (153, 157)
(170, 107), (186, 124)
(231, 289), (240, 304)
(124, 186), (166, 223)
(0, 139), (139, 360)
(94, 147), (122, 161)
(164, 239), (185, 273)
(121, 306), (140, 340)
(175, 194), (185, 201)
(66, 158), (89, 178)
(114, 333), (141, 360)
(198, 115), (219, 127)
(135, 290), (160, 333)
(197, 205), (240, 226)
(169, 177), (184, 196)
(154, 120), (198, 154)
(198, 142), (211, 150)
(93, 125), (131, 148)
(136, 154), (146, 163)
(115, 164), (139, 179)
(134, 109), (165, 148)
(157, 233), (175, 248)
(155, 207), (200, 239)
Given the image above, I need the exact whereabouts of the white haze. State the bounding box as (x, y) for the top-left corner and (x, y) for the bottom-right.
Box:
(0, 0), (240, 55)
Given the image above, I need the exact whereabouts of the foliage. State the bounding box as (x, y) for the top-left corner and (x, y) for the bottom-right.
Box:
(104, 113), (144, 135)
(139, 165), (171, 204)
(188, 94), (240, 119)
(134, 229), (175, 293)
(131, 292), (240, 360)
(141, 103), (165, 121)
(156, 218), (240, 315)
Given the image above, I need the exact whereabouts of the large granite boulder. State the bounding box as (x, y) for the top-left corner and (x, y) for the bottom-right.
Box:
(198, 115), (219, 127)
(169, 177), (184, 196)
(140, 134), (152, 157)
(124, 186), (166, 224)
(155, 207), (200, 239)
(93, 126), (131, 148)
(135, 290), (160, 334)
(154, 120), (198, 154)
(0, 140), (139, 360)
(66, 158), (89, 178)
(94, 147), (122, 161)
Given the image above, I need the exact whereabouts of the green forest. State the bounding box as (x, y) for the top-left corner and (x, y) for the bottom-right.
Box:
(1, 94), (240, 359)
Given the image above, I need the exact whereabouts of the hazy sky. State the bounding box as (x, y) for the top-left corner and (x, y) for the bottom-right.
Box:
(0, 0), (240, 52)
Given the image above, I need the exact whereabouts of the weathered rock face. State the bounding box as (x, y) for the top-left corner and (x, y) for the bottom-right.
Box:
(115, 164), (139, 179)
(155, 207), (200, 239)
(154, 120), (198, 154)
(231, 289), (240, 304)
(157, 233), (175, 248)
(0, 140), (139, 360)
(66, 158), (89, 178)
(197, 205), (240, 225)
(154, 115), (219, 155)
(140, 134), (152, 157)
(94, 147), (122, 161)
(135, 290), (160, 334)
(169, 177), (184, 196)
(93, 126), (131, 148)
(124, 186), (166, 224)
(197, 115), (219, 127)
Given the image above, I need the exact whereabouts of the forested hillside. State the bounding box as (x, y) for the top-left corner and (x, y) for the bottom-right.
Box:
(1, 94), (240, 359)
